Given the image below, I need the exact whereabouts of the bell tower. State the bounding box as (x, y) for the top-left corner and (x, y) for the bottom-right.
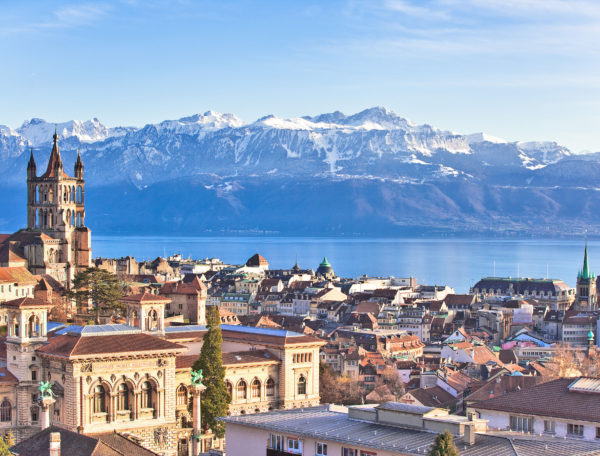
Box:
(3, 297), (52, 426)
(575, 242), (597, 310)
(24, 133), (91, 286)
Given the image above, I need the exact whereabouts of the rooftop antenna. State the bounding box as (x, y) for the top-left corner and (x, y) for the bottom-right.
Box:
(546, 264), (549, 280)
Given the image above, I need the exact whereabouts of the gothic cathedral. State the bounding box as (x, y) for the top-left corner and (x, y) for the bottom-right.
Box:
(2, 132), (91, 287)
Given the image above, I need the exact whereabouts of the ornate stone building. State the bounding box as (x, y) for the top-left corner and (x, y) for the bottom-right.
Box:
(0, 293), (324, 455)
(0, 133), (91, 287)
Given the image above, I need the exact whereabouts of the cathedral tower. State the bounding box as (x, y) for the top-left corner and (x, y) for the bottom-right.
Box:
(575, 242), (597, 310)
(24, 132), (91, 286)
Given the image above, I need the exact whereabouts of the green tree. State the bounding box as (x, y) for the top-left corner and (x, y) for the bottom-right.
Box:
(67, 267), (124, 324)
(192, 306), (230, 438)
(429, 430), (459, 456)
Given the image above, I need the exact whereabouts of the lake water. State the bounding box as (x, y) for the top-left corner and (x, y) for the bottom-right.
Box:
(92, 236), (592, 293)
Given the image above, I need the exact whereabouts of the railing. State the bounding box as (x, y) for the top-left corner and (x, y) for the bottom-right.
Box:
(266, 449), (296, 456)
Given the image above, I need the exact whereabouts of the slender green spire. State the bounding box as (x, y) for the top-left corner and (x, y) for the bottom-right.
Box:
(582, 241), (592, 280)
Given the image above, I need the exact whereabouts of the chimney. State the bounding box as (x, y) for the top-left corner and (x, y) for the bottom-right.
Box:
(464, 423), (476, 446)
(49, 432), (61, 456)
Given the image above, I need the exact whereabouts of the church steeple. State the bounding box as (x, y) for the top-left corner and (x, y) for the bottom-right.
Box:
(41, 128), (65, 179)
(576, 240), (597, 310)
(579, 241), (593, 280)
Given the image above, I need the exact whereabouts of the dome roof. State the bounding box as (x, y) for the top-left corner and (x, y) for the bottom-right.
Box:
(246, 253), (268, 267)
(319, 257), (331, 268)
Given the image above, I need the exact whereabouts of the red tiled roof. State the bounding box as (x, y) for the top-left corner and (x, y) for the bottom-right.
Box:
(2, 297), (52, 309)
(0, 267), (37, 284)
(403, 386), (456, 407)
(121, 292), (171, 303)
(176, 354), (197, 369)
(466, 375), (551, 403)
(472, 377), (600, 423)
(0, 367), (18, 385)
(37, 333), (185, 359)
(246, 253), (268, 267)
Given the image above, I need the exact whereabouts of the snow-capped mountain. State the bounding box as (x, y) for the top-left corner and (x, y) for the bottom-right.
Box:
(0, 107), (597, 236)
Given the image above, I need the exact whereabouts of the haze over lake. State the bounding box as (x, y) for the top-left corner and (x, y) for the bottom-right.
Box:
(93, 236), (589, 293)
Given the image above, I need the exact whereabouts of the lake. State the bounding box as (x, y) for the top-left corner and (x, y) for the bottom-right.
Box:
(92, 236), (591, 293)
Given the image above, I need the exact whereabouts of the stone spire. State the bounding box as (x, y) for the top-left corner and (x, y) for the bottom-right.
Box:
(74, 148), (84, 179)
(27, 148), (36, 178)
(42, 129), (64, 178)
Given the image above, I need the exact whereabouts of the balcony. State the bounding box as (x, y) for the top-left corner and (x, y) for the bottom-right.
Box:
(266, 450), (296, 456)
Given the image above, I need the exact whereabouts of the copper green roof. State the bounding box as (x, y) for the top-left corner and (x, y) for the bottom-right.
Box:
(578, 242), (594, 280)
(588, 330), (595, 341)
(319, 257), (331, 268)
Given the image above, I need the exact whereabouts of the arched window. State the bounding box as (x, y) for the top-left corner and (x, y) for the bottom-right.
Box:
(147, 309), (159, 330)
(237, 380), (247, 400)
(76, 212), (81, 227)
(266, 378), (275, 397)
(226, 381), (233, 399)
(48, 187), (53, 203)
(93, 385), (106, 413)
(0, 400), (11, 422)
(71, 211), (75, 227)
(77, 186), (82, 204)
(28, 315), (40, 338)
(117, 383), (130, 411)
(251, 379), (261, 398)
(177, 385), (188, 407)
(141, 381), (155, 409)
(297, 376), (306, 395)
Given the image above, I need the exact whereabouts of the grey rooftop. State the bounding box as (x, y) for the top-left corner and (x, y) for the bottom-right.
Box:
(219, 406), (600, 456)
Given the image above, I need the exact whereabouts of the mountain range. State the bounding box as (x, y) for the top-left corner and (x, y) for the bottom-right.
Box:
(1, 107), (599, 237)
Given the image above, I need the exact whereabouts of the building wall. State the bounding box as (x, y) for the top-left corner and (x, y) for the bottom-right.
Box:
(474, 409), (600, 441)
(224, 422), (405, 456)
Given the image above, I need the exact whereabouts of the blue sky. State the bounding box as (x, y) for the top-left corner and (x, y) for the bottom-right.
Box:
(1, 0), (599, 151)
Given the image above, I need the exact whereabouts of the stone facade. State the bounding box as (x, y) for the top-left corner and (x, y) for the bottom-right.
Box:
(3, 133), (91, 287)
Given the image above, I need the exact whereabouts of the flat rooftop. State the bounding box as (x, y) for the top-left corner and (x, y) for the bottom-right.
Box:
(220, 406), (600, 456)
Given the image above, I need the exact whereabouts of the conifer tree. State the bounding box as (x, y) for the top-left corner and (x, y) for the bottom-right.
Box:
(429, 430), (459, 456)
(192, 306), (230, 437)
(67, 267), (124, 323)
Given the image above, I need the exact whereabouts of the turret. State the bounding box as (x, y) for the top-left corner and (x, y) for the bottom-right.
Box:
(27, 148), (36, 180)
(74, 149), (84, 179)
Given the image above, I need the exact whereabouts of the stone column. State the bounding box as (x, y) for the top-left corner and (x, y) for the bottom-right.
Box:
(40, 397), (56, 430)
(189, 384), (206, 456)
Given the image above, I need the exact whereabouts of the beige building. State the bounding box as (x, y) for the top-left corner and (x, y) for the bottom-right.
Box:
(0, 290), (324, 455)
